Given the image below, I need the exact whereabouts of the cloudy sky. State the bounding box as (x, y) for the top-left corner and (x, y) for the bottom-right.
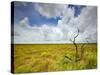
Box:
(12, 1), (97, 44)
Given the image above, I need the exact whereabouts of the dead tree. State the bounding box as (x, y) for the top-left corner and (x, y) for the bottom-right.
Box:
(73, 28), (80, 62)
(70, 27), (80, 62)
(69, 27), (89, 62)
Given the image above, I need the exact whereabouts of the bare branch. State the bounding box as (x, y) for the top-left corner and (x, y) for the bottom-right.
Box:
(69, 26), (89, 62)
(69, 27), (80, 62)
(73, 27), (80, 61)
(73, 27), (80, 42)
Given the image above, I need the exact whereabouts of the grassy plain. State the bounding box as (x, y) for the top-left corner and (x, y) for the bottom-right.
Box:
(13, 44), (97, 73)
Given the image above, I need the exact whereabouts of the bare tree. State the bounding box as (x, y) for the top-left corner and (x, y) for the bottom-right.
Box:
(70, 28), (89, 62)
(69, 27), (80, 62)
(72, 28), (79, 62)
(65, 27), (88, 62)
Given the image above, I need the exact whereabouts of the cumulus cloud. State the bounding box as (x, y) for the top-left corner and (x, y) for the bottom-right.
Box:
(14, 17), (44, 43)
(34, 3), (67, 19)
(76, 6), (97, 43)
(14, 17), (65, 43)
(77, 7), (97, 33)
(13, 4), (97, 44)
(57, 6), (97, 43)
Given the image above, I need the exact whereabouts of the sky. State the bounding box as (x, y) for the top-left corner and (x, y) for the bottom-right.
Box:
(12, 1), (97, 44)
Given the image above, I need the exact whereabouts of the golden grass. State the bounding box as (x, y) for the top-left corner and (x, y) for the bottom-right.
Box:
(13, 44), (97, 73)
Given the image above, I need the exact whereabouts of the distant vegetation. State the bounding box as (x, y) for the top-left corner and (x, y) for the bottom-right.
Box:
(14, 44), (97, 73)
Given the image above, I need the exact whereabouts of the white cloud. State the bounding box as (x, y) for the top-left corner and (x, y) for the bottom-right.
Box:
(34, 3), (67, 19)
(14, 17), (45, 43)
(13, 5), (97, 44)
(14, 17), (65, 44)
(76, 6), (97, 43)
(41, 25), (64, 41)
(77, 7), (97, 33)
(57, 6), (97, 43)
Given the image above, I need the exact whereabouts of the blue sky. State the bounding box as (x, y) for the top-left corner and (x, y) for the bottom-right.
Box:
(13, 2), (85, 26)
(14, 2), (60, 26)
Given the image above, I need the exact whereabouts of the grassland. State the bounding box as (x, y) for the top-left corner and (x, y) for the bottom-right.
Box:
(13, 44), (97, 73)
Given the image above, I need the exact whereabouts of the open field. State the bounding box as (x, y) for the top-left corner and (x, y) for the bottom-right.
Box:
(13, 44), (97, 73)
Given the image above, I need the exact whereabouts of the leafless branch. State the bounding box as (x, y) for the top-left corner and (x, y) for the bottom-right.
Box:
(74, 28), (79, 61)
(69, 26), (89, 62)
(70, 27), (80, 62)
